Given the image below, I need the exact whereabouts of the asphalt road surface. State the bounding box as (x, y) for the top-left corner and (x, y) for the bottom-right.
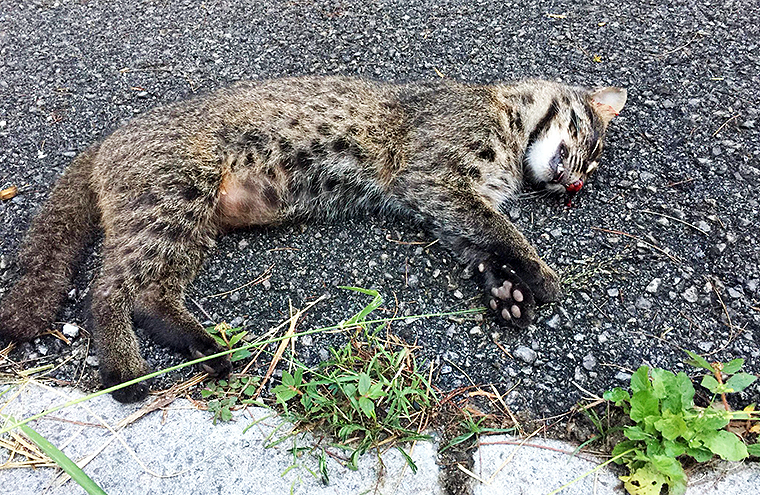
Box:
(1, 0), (758, 420)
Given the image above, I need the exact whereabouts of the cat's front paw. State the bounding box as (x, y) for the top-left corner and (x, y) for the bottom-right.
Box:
(477, 262), (536, 328)
(533, 263), (562, 304)
(515, 258), (562, 304)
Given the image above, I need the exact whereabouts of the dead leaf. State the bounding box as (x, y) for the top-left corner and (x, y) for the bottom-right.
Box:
(1, 186), (18, 201)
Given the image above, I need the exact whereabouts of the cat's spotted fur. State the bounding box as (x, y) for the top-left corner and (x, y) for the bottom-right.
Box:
(0, 76), (626, 402)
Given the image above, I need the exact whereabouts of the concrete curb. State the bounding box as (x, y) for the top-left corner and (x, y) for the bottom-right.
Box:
(1, 384), (758, 494)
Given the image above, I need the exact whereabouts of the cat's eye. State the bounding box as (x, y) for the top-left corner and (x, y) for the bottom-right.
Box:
(559, 142), (569, 159)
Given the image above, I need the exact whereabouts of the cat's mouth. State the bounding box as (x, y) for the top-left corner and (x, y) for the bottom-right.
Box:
(551, 163), (584, 206)
(551, 163), (583, 192)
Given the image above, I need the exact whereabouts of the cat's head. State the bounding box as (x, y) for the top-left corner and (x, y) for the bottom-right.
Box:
(524, 86), (627, 204)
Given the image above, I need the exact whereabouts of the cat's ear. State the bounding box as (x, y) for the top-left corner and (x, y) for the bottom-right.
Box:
(589, 87), (627, 124)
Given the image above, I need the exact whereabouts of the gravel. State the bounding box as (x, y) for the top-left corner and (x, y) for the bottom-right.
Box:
(0, 0), (758, 424)
(513, 345), (537, 365)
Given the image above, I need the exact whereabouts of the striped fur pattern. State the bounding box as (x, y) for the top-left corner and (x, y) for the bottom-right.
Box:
(0, 76), (625, 402)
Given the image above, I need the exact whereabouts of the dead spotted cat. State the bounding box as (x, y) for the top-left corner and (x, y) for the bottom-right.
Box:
(0, 76), (626, 402)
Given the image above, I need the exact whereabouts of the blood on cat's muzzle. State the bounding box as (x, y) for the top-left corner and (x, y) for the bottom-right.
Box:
(563, 178), (583, 207)
(565, 179), (583, 193)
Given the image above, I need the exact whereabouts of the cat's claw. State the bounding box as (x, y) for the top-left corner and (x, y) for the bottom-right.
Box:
(191, 347), (232, 377)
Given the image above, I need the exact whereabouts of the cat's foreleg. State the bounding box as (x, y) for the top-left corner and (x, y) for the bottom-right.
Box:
(393, 184), (560, 327)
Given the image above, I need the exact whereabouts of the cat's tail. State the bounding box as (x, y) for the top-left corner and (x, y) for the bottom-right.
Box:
(0, 145), (100, 341)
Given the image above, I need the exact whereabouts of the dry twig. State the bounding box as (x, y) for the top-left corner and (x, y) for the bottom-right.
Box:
(640, 209), (709, 236)
(591, 227), (682, 264)
(206, 264), (273, 299)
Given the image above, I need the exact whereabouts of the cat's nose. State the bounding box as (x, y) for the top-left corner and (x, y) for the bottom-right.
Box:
(565, 179), (583, 193)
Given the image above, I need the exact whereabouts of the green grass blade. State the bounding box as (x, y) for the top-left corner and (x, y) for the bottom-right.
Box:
(395, 445), (418, 474)
(339, 286), (383, 324)
(8, 417), (108, 495)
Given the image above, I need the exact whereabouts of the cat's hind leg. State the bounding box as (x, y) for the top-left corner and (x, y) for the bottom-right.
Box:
(91, 168), (228, 401)
(134, 282), (232, 377)
(92, 227), (229, 402)
(89, 245), (151, 403)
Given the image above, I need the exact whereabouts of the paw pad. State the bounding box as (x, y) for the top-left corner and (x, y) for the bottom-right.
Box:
(481, 267), (535, 328)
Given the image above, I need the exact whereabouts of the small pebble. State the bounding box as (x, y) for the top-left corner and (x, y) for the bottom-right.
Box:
(85, 355), (100, 367)
(640, 171), (656, 182)
(545, 314), (561, 329)
(574, 367), (586, 383)
(453, 290), (463, 299)
(607, 287), (619, 297)
(62, 323), (79, 338)
(615, 371), (632, 382)
(682, 286), (699, 303)
(513, 345), (537, 364)
(635, 297), (652, 311)
(645, 278), (661, 293)
(582, 353), (597, 371)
